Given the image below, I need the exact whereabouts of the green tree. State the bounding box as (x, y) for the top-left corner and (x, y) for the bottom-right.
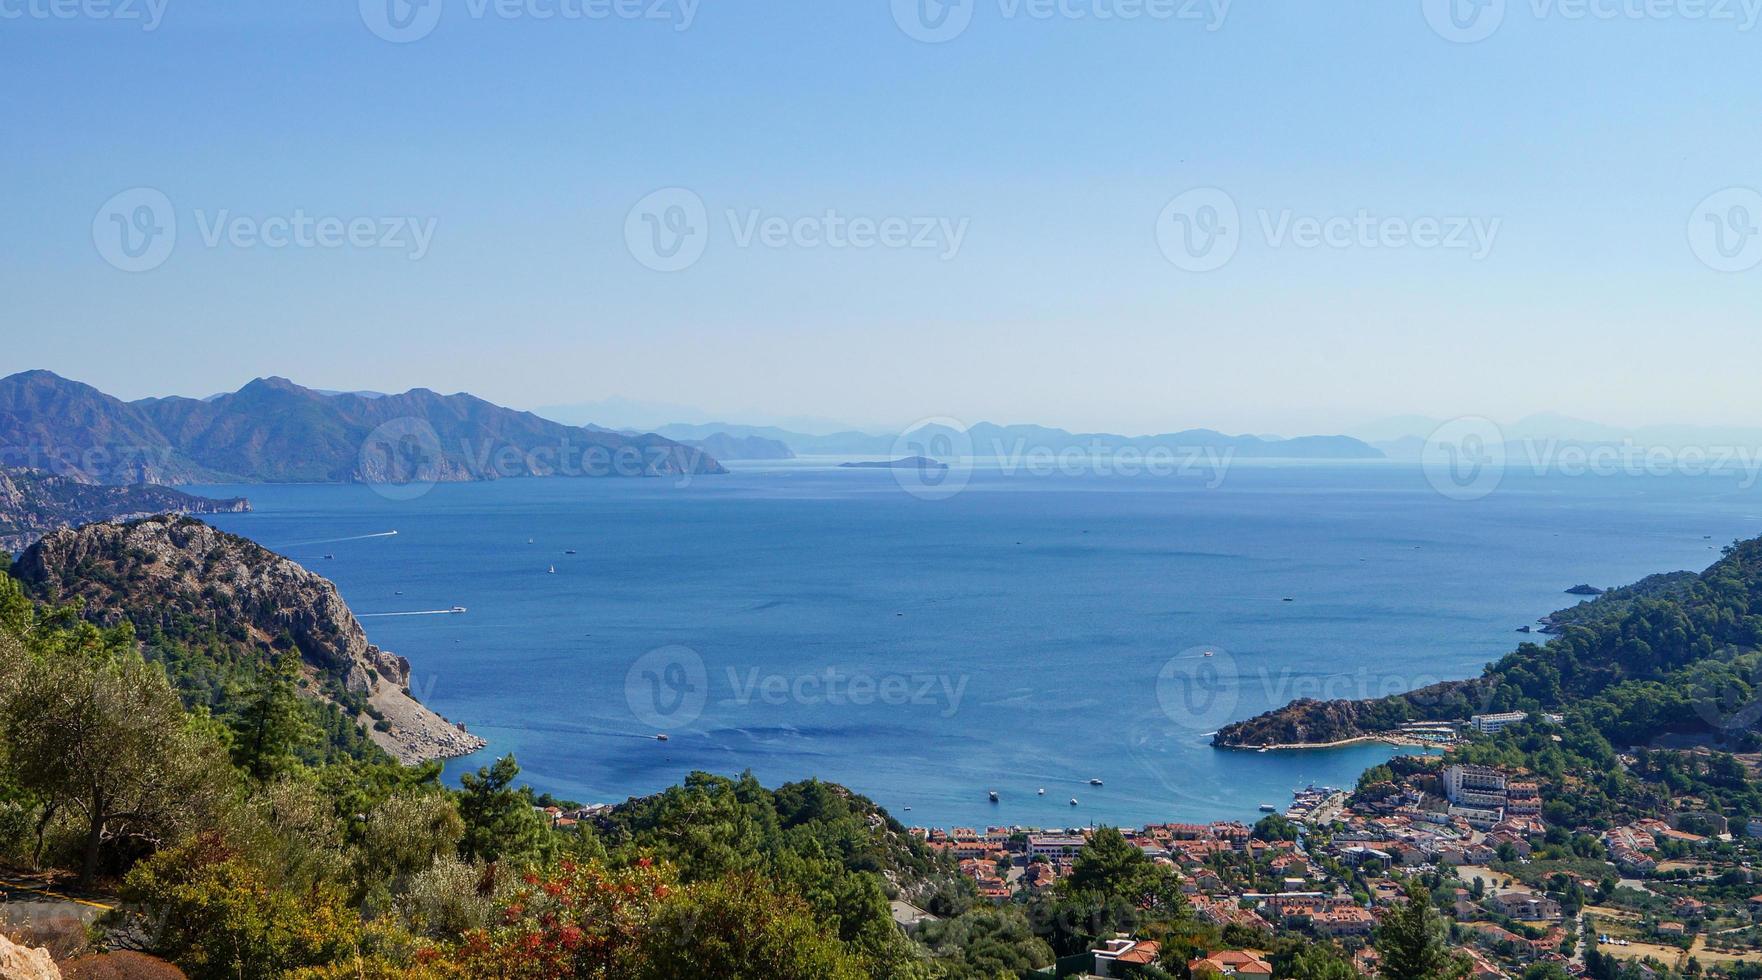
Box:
(1280, 942), (1360, 980)
(2, 640), (234, 885)
(456, 755), (545, 864)
(227, 651), (316, 781)
(632, 872), (871, 980)
(916, 905), (1055, 978)
(119, 832), (361, 980)
(1376, 880), (1468, 980)
(1253, 813), (1300, 841)
(357, 789), (465, 910)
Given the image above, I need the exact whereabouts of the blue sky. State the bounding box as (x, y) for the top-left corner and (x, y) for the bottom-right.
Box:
(4, 0), (1760, 435)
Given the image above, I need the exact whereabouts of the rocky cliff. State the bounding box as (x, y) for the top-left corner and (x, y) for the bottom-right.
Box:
(13, 516), (484, 764)
(0, 466), (249, 553)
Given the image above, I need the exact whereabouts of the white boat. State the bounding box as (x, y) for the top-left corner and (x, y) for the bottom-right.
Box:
(547, 565), (556, 574)
(988, 791), (998, 802)
(1089, 778), (1103, 786)
(1069, 798), (1079, 806)
(655, 734), (669, 742)
(449, 606), (467, 614)
(1037, 788), (1045, 795)
(1259, 804), (1277, 812)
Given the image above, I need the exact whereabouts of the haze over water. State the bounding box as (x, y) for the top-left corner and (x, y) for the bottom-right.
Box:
(194, 461), (1760, 829)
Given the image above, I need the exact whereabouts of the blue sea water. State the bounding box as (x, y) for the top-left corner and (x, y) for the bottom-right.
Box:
(191, 461), (1762, 831)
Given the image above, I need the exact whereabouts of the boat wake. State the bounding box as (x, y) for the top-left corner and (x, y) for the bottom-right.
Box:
(276, 530), (399, 548)
(358, 608), (464, 618)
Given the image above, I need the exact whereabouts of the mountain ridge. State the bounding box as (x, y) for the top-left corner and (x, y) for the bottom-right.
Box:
(0, 371), (725, 486)
(651, 420), (1384, 460)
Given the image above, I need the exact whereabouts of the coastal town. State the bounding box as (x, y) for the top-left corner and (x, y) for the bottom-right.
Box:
(892, 711), (1762, 978)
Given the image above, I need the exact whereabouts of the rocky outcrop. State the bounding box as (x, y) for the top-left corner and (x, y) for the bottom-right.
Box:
(0, 933), (60, 980)
(0, 465), (248, 553)
(1212, 698), (1369, 748)
(13, 516), (484, 764)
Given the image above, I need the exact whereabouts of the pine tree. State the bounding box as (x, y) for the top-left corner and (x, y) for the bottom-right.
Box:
(1376, 879), (1468, 980)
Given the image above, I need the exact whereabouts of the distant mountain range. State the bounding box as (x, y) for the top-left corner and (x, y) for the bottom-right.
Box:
(1354, 412), (1762, 459)
(0, 371), (724, 485)
(647, 421), (1384, 461)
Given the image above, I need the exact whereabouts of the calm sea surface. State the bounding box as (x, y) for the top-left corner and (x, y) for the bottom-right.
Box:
(191, 461), (1762, 830)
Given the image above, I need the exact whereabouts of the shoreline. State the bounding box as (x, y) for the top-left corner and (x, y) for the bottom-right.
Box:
(1215, 733), (1447, 752)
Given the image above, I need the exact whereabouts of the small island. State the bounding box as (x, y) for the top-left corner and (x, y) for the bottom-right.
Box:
(1564, 583), (1605, 596)
(838, 456), (948, 470)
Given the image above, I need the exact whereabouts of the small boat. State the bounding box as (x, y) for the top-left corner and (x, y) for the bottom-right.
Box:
(1088, 778), (1103, 786)
(988, 791), (999, 803)
(1069, 798), (1078, 806)
(1203, 651), (1215, 658)
(564, 549), (577, 555)
(1259, 804), (1277, 812)
(448, 606), (467, 614)
(1282, 597), (1294, 602)
(1037, 788), (1045, 795)
(655, 734), (669, 742)
(527, 538), (534, 544)
(547, 565), (556, 574)
(323, 553), (335, 560)
(903, 806), (911, 811)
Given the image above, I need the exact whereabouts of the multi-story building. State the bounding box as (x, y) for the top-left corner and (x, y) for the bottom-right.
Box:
(1469, 712), (1528, 734)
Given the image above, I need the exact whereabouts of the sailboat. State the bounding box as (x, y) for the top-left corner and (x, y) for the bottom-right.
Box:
(547, 565), (556, 574)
